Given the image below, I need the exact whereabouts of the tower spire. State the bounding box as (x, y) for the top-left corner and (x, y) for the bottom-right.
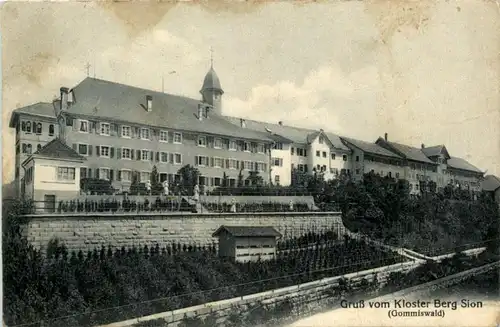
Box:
(210, 46), (214, 68)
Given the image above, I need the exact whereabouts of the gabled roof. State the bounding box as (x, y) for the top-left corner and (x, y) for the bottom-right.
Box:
(376, 138), (436, 164)
(340, 137), (402, 159)
(224, 116), (314, 144)
(482, 175), (500, 192)
(9, 102), (56, 127)
(421, 145), (451, 159)
(212, 225), (282, 238)
(63, 77), (272, 142)
(447, 157), (483, 174)
(22, 138), (86, 166)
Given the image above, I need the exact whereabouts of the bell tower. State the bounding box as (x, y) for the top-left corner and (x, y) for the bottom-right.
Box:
(200, 48), (224, 115)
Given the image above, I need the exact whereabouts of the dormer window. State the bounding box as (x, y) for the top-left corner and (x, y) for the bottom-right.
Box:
(79, 120), (89, 133)
(243, 142), (250, 152)
(214, 138), (223, 149)
(319, 136), (324, 144)
(198, 136), (207, 147)
(100, 123), (110, 136)
(229, 140), (237, 151)
(140, 128), (150, 140)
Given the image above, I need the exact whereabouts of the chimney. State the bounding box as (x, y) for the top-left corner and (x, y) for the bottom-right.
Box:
(60, 87), (69, 112)
(198, 104), (204, 121)
(278, 121), (283, 126)
(240, 118), (246, 128)
(384, 133), (388, 141)
(146, 95), (153, 111)
(421, 143), (425, 149)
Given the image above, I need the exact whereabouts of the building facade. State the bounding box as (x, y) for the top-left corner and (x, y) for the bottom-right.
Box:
(22, 138), (86, 212)
(212, 226), (281, 263)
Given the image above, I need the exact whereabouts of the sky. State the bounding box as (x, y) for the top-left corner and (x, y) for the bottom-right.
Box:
(2, 0), (499, 185)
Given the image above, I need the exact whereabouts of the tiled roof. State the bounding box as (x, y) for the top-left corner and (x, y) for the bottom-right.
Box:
(65, 78), (272, 142)
(9, 102), (56, 127)
(23, 138), (86, 166)
(212, 225), (282, 238)
(482, 175), (500, 192)
(324, 132), (352, 152)
(383, 141), (435, 164)
(224, 116), (315, 144)
(340, 137), (402, 158)
(447, 157), (483, 174)
(421, 145), (445, 157)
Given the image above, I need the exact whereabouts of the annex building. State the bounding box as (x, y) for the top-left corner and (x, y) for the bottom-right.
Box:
(10, 64), (485, 198)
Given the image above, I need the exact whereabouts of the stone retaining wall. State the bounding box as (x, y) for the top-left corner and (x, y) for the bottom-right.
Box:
(21, 211), (344, 251)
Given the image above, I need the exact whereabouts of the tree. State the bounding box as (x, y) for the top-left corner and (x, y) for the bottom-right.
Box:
(246, 171), (264, 187)
(177, 165), (200, 196)
(237, 169), (244, 187)
(129, 171), (146, 195)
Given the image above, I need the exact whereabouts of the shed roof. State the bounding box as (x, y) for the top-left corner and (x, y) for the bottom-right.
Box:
(482, 175), (500, 192)
(212, 226), (282, 238)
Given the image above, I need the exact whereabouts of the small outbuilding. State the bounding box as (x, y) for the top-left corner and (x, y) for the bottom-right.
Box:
(212, 225), (282, 263)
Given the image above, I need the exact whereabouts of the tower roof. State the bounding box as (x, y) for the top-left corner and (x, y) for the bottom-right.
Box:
(201, 67), (223, 93)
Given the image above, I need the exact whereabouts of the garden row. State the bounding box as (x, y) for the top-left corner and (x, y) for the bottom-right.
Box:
(3, 237), (404, 327)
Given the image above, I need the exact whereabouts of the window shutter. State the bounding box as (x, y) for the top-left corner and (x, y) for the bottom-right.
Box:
(169, 153), (174, 163)
(96, 169), (100, 179)
(131, 149), (134, 160)
(194, 155), (198, 166)
(110, 147), (115, 158)
(110, 124), (117, 136)
(110, 170), (114, 181)
(136, 150), (141, 160)
(135, 127), (140, 138)
(96, 146), (100, 156)
(89, 121), (94, 134)
(304, 164), (308, 173)
(225, 159), (229, 169)
(88, 145), (93, 156)
(73, 119), (78, 131)
(210, 157), (214, 167)
(96, 122), (100, 134)
(150, 151), (154, 161)
(156, 152), (159, 162)
(72, 144), (77, 151)
(87, 168), (92, 178)
(118, 170), (122, 181)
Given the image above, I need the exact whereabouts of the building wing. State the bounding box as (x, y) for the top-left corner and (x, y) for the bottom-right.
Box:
(22, 138), (86, 167)
(447, 157), (483, 174)
(212, 225), (282, 238)
(340, 137), (402, 158)
(64, 78), (273, 142)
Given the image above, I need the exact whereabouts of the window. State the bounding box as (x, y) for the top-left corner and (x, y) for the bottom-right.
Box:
(49, 124), (55, 136)
(141, 150), (150, 161)
(274, 175), (280, 184)
(57, 167), (75, 181)
(173, 132), (182, 144)
(226, 140), (236, 151)
(100, 146), (110, 157)
(319, 136), (324, 144)
(196, 156), (209, 166)
(214, 157), (223, 168)
(122, 126), (131, 138)
(214, 138), (223, 149)
(297, 148), (304, 156)
(100, 123), (110, 135)
(36, 123), (42, 134)
(331, 168), (338, 175)
(174, 153), (182, 165)
(243, 161), (253, 170)
(140, 171), (150, 182)
(37, 144), (42, 151)
(80, 167), (87, 179)
(214, 178), (221, 186)
(122, 148), (131, 159)
(256, 162), (266, 172)
(25, 122), (32, 133)
(160, 152), (168, 163)
(229, 159), (238, 169)
(243, 142), (250, 152)
(79, 120), (89, 133)
(272, 157), (283, 167)
(355, 169), (360, 175)
(331, 153), (336, 160)
(99, 168), (111, 181)
(273, 142), (283, 150)
(121, 170), (132, 182)
(257, 143), (265, 153)
(160, 131), (168, 142)
(291, 147), (295, 155)
(316, 151), (320, 157)
(322, 151), (327, 158)
(343, 155), (348, 161)
(78, 144), (89, 156)
(198, 136), (207, 147)
(140, 128), (150, 140)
